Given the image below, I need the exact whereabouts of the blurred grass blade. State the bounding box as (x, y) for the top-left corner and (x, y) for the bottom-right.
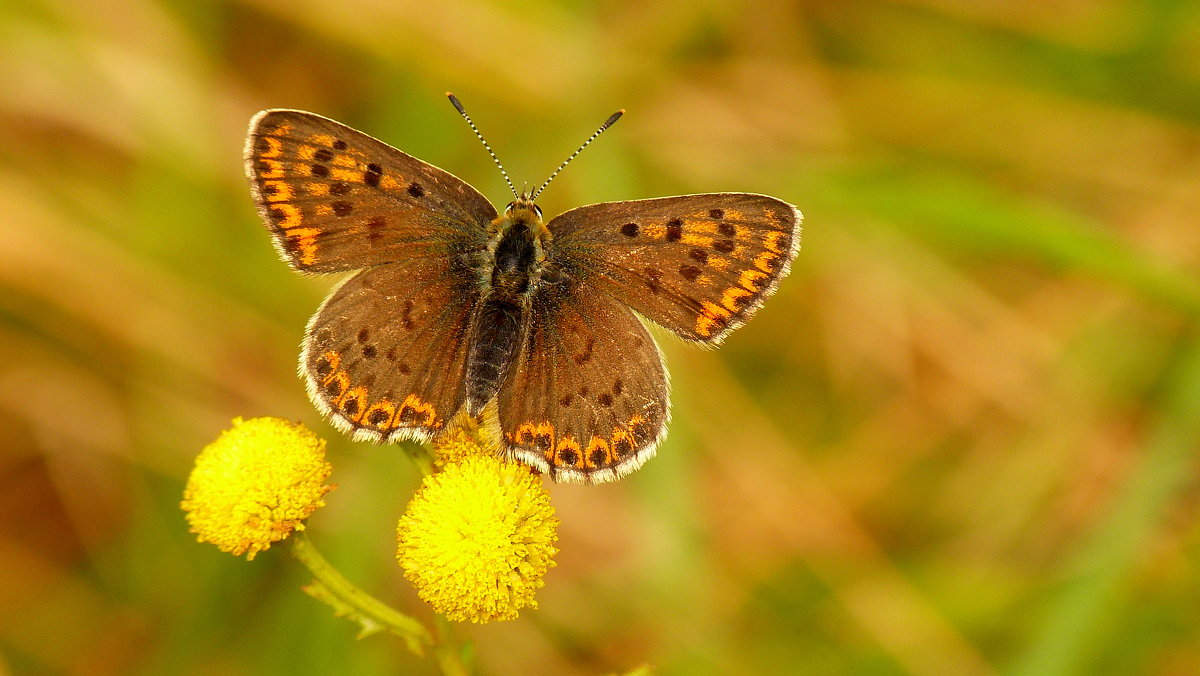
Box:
(1008, 338), (1200, 675)
(824, 170), (1200, 316)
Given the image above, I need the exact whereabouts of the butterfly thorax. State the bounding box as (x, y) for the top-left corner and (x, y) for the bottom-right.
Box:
(464, 199), (552, 414)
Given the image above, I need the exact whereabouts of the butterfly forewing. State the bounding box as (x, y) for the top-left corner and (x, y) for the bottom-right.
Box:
(547, 193), (801, 344)
(245, 109), (495, 272)
(496, 280), (669, 484)
(304, 258), (477, 442)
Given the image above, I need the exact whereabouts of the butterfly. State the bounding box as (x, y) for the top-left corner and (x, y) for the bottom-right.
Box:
(244, 94), (802, 483)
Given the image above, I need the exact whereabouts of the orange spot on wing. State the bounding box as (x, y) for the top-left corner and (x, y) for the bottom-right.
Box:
(363, 400), (398, 429)
(320, 351), (341, 383)
(695, 300), (732, 337)
(583, 437), (610, 468)
(271, 203), (303, 229)
(309, 134), (336, 146)
(257, 136), (283, 158)
(306, 182), (329, 196)
(338, 386), (369, 422)
(709, 256), (730, 271)
(297, 144), (317, 160)
(721, 286), (754, 312)
(555, 435), (581, 462)
(680, 233), (712, 247)
(764, 230), (787, 254)
(763, 208), (781, 229)
(257, 158), (284, 179)
(740, 268), (769, 292)
(325, 371), (349, 400)
(332, 154), (358, 168)
(380, 175), (401, 191)
(398, 394), (439, 428)
(754, 251), (779, 274)
(266, 123), (292, 137)
(262, 180), (292, 202)
(286, 226), (321, 265)
(331, 167), (363, 182)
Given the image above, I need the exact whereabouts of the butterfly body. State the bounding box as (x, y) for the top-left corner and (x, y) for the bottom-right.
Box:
(466, 199), (550, 415)
(245, 107), (802, 483)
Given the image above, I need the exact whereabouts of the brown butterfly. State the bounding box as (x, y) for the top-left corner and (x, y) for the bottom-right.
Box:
(244, 94), (801, 483)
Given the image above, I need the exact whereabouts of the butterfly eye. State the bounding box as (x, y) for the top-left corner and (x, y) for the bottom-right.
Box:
(504, 201), (517, 215)
(532, 204), (543, 218)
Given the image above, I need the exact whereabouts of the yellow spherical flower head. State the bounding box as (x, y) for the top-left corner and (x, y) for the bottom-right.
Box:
(431, 428), (490, 466)
(182, 417), (334, 560)
(397, 446), (559, 624)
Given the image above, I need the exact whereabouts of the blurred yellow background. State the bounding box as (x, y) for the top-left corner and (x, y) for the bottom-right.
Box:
(4, 0), (1200, 674)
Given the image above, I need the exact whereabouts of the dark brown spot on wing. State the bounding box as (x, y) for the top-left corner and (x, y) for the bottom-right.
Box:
(401, 300), (414, 330)
(364, 163), (382, 188)
(332, 201), (353, 217)
(367, 216), (386, 243)
(679, 265), (701, 281)
(666, 218), (683, 242)
(709, 208), (725, 219)
(713, 239), (735, 253)
(407, 183), (425, 198)
(589, 448), (607, 466)
(689, 248), (708, 264)
(573, 338), (595, 365)
(644, 267), (662, 294)
(315, 356), (333, 379)
(621, 222), (638, 237)
(311, 164), (329, 177)
(718, 222), (736, 237)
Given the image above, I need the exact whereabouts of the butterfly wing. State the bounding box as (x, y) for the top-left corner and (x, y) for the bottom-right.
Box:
(304, 258), (477, 442)
(245, 109), (496, 272)
(495, 279), (669, 483)
(546, 193), (801, 344)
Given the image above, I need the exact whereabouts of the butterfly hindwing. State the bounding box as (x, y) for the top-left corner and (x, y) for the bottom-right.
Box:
(495, 279), (669, 484)
(304, 258), (477, 442)
(547, 193), (802, 344)
(245, 109), (495, 273)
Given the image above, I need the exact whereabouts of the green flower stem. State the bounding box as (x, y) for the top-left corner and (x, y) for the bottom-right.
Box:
(401, 441), (435, 476)
(433, 615), (473, 676)
(287, 531), (432, 655)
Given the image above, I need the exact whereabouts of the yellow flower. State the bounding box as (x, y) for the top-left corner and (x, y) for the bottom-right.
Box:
(431, 428), (489, 466)
(182, 417), (334, 560)
(396, 443), (559, 623)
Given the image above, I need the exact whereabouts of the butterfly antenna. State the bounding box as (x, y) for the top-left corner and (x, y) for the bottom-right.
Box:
(531, 108), (624, 200)
(447, 92), (518, 199)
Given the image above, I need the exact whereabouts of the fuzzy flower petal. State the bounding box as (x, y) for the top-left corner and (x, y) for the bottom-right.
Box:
(182, 417), (334, 560)
(397, 447), (559, 623)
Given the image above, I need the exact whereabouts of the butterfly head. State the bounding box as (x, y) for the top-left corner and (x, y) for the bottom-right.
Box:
(504, 197), (543, 225)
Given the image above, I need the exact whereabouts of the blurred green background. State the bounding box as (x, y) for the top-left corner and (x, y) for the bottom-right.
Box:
(4, 0), (1200, 674)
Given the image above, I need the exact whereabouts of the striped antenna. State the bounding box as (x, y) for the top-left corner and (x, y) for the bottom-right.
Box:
(531, 108), (624, 200)
(447, 92), (518, 199)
